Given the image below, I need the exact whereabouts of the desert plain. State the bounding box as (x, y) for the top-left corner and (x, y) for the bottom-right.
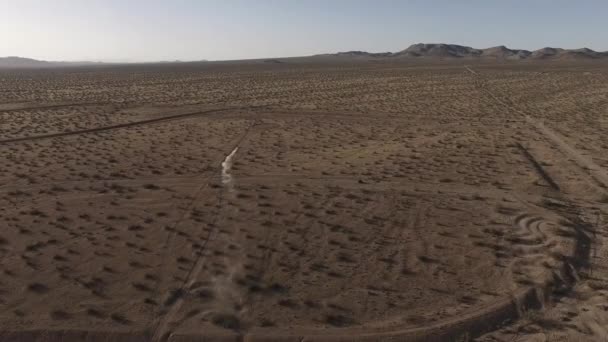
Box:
(0, 59), (607, 341)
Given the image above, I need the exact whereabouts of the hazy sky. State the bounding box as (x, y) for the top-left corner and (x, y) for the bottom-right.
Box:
(1, 0), (607, 62)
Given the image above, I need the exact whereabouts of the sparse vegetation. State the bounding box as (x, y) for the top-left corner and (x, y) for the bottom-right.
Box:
(0, 60), (604, 341)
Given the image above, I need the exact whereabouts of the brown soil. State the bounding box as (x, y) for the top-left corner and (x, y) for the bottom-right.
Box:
(0, 60), (607, 341)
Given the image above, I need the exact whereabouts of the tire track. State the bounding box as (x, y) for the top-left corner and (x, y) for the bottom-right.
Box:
(515, 142), (561, 191)
(0, 105), (267, 144)
(463, 64), (596, 338)
(150, 120), (260, 342)
(526, 117), (608, 191)
(465, 65), (608, 194)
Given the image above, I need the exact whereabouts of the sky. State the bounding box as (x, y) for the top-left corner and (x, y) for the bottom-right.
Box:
(1, 0), (607, 62)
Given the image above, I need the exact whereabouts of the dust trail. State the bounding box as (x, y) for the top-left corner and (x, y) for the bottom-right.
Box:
(197, 260), (247, 323)
(221, 147), (239, 191)
(205, 148), (245, 328)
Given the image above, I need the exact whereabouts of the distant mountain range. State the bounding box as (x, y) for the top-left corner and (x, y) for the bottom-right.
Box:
(0, 56), (213, 69)
(2, 44), (607, 69)
(320, 43), (608, 60)
(0, 56), (106, 68)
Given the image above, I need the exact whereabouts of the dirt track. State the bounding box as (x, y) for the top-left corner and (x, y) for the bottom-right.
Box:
(0, 60), (607, 341)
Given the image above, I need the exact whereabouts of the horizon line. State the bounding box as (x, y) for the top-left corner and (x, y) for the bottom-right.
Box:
(2, 43), (608, 64)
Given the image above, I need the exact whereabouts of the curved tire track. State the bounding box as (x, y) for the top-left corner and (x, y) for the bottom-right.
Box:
(462, 64), (594, 339)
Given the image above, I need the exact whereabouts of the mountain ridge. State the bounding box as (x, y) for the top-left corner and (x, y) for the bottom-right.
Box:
(321, 43), (608, 60)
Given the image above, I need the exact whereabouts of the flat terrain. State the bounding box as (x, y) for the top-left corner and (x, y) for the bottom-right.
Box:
(0, 60), (607, 341)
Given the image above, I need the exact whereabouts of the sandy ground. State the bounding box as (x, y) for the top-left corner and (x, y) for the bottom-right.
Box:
(0, 60), (607, 341)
